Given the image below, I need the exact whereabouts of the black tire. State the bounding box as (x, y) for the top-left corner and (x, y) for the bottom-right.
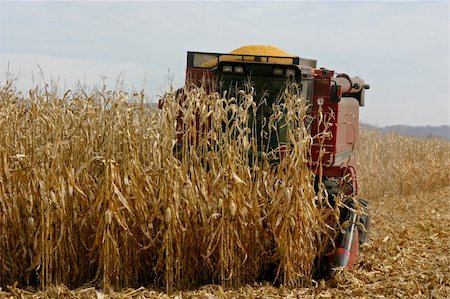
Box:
(358, 198), (371, 245)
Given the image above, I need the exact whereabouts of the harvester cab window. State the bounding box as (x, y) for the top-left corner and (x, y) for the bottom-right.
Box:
(190, 53), (220, 68)
(217, 63), (299, 155)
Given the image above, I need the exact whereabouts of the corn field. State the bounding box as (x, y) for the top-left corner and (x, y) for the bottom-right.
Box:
(1, 81), (449, 298)
(356, 129), (450, 199)
(0, 81), (343, 292)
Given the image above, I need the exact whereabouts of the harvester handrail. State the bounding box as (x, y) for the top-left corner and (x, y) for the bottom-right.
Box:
(187, 51), (302, 69)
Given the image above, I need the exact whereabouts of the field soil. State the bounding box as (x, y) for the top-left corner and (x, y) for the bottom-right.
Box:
(2, 187), (449, 298)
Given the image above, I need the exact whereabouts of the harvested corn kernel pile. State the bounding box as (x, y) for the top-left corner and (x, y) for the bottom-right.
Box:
(201, 45), (295, 68)
(229, 45), (294, 57)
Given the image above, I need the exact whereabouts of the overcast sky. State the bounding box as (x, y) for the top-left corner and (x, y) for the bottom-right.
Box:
(0, 0), (448, 126)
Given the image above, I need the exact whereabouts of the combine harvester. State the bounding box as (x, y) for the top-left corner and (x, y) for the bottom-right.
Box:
(160, 45), (371, 275)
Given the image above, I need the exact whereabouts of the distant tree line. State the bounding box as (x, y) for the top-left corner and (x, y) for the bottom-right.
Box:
(361, 124), (450, 140)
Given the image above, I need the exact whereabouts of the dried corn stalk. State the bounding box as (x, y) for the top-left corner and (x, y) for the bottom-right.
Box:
(0, 78), (361, 291)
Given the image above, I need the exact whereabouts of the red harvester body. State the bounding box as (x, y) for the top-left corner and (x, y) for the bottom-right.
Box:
(159, 46), (371, 273)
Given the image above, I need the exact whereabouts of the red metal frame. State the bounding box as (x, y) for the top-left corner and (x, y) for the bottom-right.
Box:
(308, 69), (360, 195)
